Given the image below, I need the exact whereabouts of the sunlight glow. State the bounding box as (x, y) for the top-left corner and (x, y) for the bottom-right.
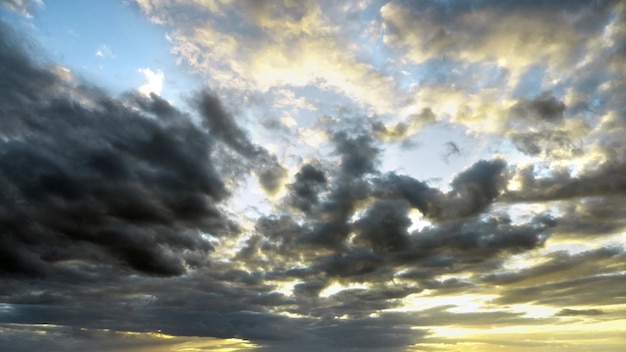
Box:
(319, 282), (370, 298)
(397, 290), (499, 313)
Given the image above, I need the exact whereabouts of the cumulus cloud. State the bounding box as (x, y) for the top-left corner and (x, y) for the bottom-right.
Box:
(137, 67), (164, 96)
(286, 163), (327, 213)
(0, 22), (235, 277)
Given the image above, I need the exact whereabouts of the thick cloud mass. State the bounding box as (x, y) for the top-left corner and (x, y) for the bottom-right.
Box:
(197, 91), (287, 194)
(286, 163), (327, 213)
(2, 0), (626, 350)
(0, 22), (233, 276)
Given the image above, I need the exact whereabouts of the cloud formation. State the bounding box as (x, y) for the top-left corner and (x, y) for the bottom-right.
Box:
(2, 0), (626, 350)
(0, 22), (238, 277)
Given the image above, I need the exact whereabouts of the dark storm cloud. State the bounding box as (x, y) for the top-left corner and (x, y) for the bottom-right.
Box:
(356, 159), (508, 227)
(0, 324), (188, 352)
(257, 156), (518, 285)
(332, 131), (380, 177)
(131, 91), (187, 121)
(292, 281), (325, 298)
(272, 130), (379, 251)
(393, 213), (554, 268)
(197, 91), (259, 157)
(252, 214), (306, 256)
(373, 173), (438, 216)
(286, 163), (327, 213)
(196, 90), (287, 194)
(354, 200), (411, 252)
(450, 159), (507, 204)
(0, 270), (430, 351)
(433, 158), (508, 220)
(316, 249), (383, 278)
(0, 22), (235, 277)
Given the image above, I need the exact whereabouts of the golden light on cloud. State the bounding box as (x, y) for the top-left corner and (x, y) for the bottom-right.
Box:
(319, 281), (370, 298)
(398, 291), (499, 313)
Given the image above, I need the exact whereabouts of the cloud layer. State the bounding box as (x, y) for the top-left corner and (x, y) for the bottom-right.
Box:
(1, 0), (626, 351)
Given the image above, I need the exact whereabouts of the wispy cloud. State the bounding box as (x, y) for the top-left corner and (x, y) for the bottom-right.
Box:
(137, 67), (163, 96)
(95, 44), (115, 59)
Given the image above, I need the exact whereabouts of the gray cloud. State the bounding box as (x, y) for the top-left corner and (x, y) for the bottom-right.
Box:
(432, 159), (508, 220)
(510, 130), (582, 157)
(0, 22), (235, 277)
(333, 131), (381, 178)
(506, 159), (626, 203)
(496, 272), (626, 307)
(196, 91), (287, 194)
(373, 173), (438, 216)
(480, 246), (625, 286)
(286, 163), (327, 213)
(509, 92), (566, 123)
(3, 2), (626, 349)
(556, 308), (604, 316)
(382, 0), (618, 61)
(393, 212), (554, 268)
(355, 200), (411, 252)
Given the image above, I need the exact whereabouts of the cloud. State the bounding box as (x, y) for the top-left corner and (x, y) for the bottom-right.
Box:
(556, 308), (604, 316)
(0, 22), (236, 277)
(380, 0), (615, 74)
(371, 108), (437, 142)
(0, 324), (259, 352)
(3, 1), (626, 350)
(443, 159), (508, 218)
(495, 272), (626, 307)
(196, 90), (287, 194)
(332, 131), (381, 178)
(134, 0), (404, 114)
(355, 200), (411, 252)
(0, 0), (43, 18)
(509, 91), (566, 123)
(137, 67), (164, 96)
(286, 163), (327, 213)
(506, 158), (626, 203)
(95, 45), (115, 59)
(480, 246), (625, 286)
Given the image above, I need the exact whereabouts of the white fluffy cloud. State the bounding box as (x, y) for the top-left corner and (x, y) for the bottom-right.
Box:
(137, 67), (164, 96)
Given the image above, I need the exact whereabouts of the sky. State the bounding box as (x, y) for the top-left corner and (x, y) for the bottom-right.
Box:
(0, 0), (625, 351)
